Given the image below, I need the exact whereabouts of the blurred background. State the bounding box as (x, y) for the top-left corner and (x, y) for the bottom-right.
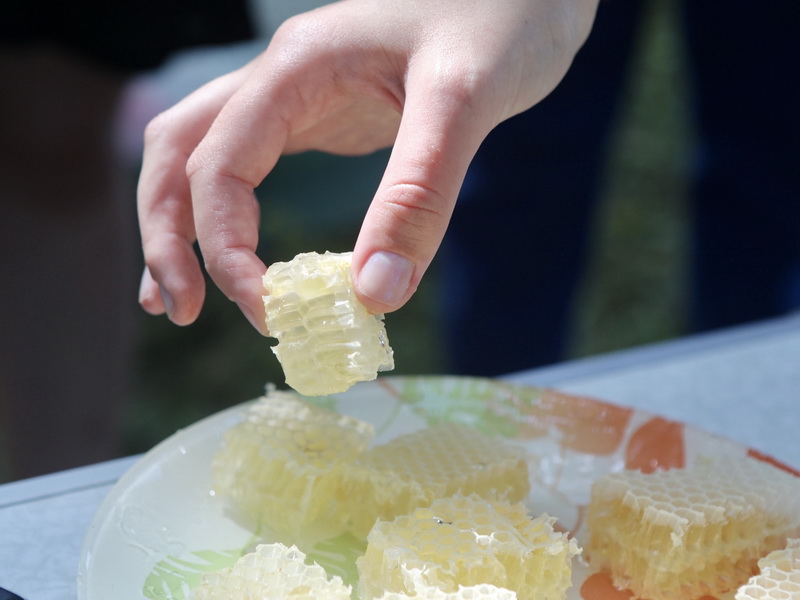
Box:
(1, 0), (693, 480)
(125, 0), (692, 452)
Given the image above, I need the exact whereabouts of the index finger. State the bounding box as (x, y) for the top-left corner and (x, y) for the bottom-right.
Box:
(186, 55), (302, 334)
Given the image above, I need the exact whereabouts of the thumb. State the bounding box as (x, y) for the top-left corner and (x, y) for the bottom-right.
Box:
(352, 84), (493, 314)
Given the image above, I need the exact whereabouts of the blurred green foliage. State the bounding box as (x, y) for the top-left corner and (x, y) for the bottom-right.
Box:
(571, 0), (692, 356)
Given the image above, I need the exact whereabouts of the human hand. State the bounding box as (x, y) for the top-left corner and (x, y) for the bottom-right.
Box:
(137, 0), (599, 334)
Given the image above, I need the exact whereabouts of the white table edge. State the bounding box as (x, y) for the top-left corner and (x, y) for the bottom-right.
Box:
(0, 455), (141, 509)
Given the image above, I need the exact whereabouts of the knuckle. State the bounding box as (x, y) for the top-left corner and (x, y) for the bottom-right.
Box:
(270, 14), (326, 62)
(142, 110), (174, 148)
(142, 235), (186, 281)
(381, 182), (451, 243)
(184, 148), (206, 181)
(272, 13), (310, 43)
(202, 246), (248, 293)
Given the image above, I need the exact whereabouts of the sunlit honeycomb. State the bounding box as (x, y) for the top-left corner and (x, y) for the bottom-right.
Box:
(357, 494), (580, 600)
(586, 456), (800, 600)
(191, 543), (351, 600)
(378, 583), (518, 600)
(212, 390), (374, 543)
(213, 392), (531, 545)
(263, 251), (394, 396)
(735, 538), (800, 600)
(342, 423), (531, 537)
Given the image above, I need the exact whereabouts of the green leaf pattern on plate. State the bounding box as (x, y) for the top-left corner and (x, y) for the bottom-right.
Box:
(396, 377), (542, 438)
(143, 549), (243, 600)
(305, 533), (368, 588)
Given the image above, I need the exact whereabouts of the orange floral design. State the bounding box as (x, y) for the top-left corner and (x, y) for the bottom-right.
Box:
(580, 572), (721, 600)
(625, 417), (685, 473)
(536, 390), (634, 455)
(747, 448), (800, 477)
(580, 572), (634, 599)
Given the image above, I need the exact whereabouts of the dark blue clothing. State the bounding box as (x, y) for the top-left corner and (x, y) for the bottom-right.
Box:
(440, 0), (800, 376)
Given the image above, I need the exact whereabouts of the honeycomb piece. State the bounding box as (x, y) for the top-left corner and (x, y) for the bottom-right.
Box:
(263, 251), (394, 396)
(357, 494), (580, 600)
(735, 538), (800, 600)
(586, 456), (800, 600)
(190, 543), (351, 600)
(341, 423), (531, 538)
(212, 389), (374, 544)
(378, 583), (518, 600)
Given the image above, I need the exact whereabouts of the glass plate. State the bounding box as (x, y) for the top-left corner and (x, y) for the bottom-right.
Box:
(77, 375), (796, 600)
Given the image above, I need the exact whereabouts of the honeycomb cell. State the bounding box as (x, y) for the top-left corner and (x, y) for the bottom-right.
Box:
(378, 583), (518, 600)
(341, 423), (531, 538)
(586, 456), (800, 600)
(263, 251), (394, 396)
(357, 494), (580, 600)
(212, 390), (531, 546)
(736, 539), (800, 600)
(212, 389), (374, 544)
(190, 543), (351, 600)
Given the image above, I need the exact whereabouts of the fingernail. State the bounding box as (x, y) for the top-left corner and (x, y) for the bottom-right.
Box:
(237, 301), (266, 335)
(357, 251), (414, 307)
(137, 271), (150, 305)
(159, 285), (175, 316)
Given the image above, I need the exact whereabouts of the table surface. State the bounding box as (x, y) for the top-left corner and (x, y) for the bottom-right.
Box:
(2, 312), (799, 600)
